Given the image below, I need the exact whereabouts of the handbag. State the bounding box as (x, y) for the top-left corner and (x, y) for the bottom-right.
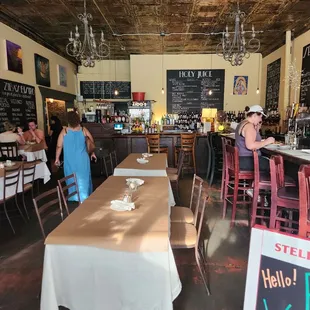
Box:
(83, 127), (95, 154)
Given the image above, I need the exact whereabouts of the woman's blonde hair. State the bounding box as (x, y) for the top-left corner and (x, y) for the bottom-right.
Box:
(3, 121), (16, 132)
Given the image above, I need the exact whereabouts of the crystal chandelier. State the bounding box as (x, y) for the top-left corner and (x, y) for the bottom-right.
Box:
(216, 2), (261, 66)
(66, 0), (110, 67)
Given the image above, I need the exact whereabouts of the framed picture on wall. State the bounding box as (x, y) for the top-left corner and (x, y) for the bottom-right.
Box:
(233, 76), (248, 95)
(6, 40), (23, 74)
(34, 54), (50, 87)
(58, 65), (67, 87)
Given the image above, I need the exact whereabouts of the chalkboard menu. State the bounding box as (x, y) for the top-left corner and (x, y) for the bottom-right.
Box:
(80, 81), (131, 99)
(166, 69), (225, 113)
(300, 43), (310, 106)
(0, 79), (37, 132)
(244, 227), (310, 310)
(265, 58), (281, 109)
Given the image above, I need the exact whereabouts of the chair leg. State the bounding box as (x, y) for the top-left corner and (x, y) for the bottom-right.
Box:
(269, 199), (277, 229)
(220, 164), (225, 201)
(192, 150), (196, 175)
(251, 187), (259, 227)
(174, 149), (178, 169)
(3, 202), (15, 234)
(22, 191), (30, 220)
(103, 157), (108, 178)
(222, 174), (229, 219)
(230, 178), (239, 227)
(195, 248), (211, 295)
(15, 195), (27, 223)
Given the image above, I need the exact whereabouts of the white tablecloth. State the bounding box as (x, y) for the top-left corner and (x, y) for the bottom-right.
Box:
(113, 169), (176, 207)
(18, 149), (47, 162)
(0, 162), (51, 200)
(41, 244), (181, 310)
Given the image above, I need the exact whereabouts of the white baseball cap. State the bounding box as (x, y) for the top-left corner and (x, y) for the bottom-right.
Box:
(247, 105), (266, 117)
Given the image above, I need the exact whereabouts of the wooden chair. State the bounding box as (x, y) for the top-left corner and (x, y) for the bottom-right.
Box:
(298, 165), (310, 238)
(167, 150), (185, 204)
(170, 187), (210, 295)
(220, 137), (231, 200)
(0, 142), (19, 161)
(222, 145), (254, 227)
(269, 155), (299, 233)
(146, 134), (168, 154)
(175, 133), (196, 175)
(0, 165), (26, 234)
(57, 173), (81, 215)
(33, 187), (64, 239)
(21, 161), (37, 219)
(170, 174), (204, 224)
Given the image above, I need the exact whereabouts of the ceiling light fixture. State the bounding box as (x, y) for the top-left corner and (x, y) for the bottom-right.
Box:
(66, 0), (110, 67)
(216, 1), (261, 66)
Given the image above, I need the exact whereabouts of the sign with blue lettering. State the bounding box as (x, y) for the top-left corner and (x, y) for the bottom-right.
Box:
(244, 226), (310, 310)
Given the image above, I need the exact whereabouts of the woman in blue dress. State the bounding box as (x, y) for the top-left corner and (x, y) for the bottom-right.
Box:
(55, 111), (96, 202)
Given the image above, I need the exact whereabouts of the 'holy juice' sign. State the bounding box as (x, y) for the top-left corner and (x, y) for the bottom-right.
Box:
(244, 226), (310, 309)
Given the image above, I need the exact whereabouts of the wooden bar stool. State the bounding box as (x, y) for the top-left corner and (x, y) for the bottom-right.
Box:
(269, 155), (299, 233)
(298, 165), (310, 238)
(174, 133), (196, 175)
(222, 144), (254, 227)
(146, 134), (168, 154)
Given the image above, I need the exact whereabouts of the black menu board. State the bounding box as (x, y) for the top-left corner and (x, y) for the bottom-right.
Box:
(104, 81), (131, 99)
(167, 69), (225, 114)
(300, 43), (310, 106)
(265, 58), (281, 109)
(80, 81), (131, 99)
(0, 79), (37, 132)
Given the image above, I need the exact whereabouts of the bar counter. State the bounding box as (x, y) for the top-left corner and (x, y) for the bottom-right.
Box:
(83, 123), (209, 175)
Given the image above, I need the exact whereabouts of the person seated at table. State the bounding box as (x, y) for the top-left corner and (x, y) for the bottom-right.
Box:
(55, 111), (96, 202)
(0, 121), (25, 145)
(23, 119), (47, 149)
(235, 105), (275, 172)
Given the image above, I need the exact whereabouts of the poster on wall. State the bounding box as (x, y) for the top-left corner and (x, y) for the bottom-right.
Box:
(58, 65), (67, 87)
(34, 54), (50, 87)
(300, 43), (310, 107)
(243, 226), (310, 310)
(6, 40), (23, 74)
(233, 76), (248, 95)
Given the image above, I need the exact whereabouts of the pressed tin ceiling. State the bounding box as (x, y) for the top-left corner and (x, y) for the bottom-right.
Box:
(1, 0), (310, 63)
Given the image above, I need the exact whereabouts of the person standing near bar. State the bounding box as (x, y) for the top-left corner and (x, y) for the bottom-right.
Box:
(23, 119), (47, 149)
(235, 105), (274, 172)
(55, 111), (96, 202)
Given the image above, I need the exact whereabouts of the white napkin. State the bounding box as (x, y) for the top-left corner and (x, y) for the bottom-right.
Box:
(126, 178), (145, 186)
(137, 158), (149, 164)
(142, 153), (153, 157)
(110, 200), (135, 212)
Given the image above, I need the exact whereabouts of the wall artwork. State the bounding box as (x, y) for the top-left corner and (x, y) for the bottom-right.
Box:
(34, 54), (50, 87)
(233, 76), (248, 95)
(58, 65), (67, 87)
(6, 40), (23, 74)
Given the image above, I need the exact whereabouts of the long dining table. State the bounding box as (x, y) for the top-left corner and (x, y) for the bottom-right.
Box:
(113, 153), (176, 207)
(40, 175), (182, 310)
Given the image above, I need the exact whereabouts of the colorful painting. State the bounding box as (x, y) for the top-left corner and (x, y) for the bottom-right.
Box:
(34, 54), (50, 87)
(233, 76), (248, 95)
(58, 65), (67, 87)
(6, 40), (23, 74)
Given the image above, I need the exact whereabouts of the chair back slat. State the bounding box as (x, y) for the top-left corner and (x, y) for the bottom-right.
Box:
(3, 165), (21, 199)
(0, 142), (19, 160)
(270, 155), (285, 191)
(22, 161), (36, 185)
(146, 134), (161, 153)
(57, 173), (80, 215)
(180, 133), (196, 150)
(189, 175), (204, 226)
(298, 165), (310, 238)
(33, 187), (63, 239)
(224, 144), (239, 174)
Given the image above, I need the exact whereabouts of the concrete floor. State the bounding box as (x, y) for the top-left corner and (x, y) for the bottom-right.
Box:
(0, 170), (250, 310)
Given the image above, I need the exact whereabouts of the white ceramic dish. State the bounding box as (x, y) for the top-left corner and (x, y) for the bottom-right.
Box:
(142, 153), (153, 158)
(4, 162), (16, 167)
(137, 158), (149, 164)
(126, 178), (145, 186)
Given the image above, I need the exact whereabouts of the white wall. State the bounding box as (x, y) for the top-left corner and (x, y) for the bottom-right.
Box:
(0, 22), (77, 129)
(130, 54), (262, 121)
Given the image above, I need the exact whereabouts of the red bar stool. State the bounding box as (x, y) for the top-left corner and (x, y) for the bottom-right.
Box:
(298, 165), (310, 238)
(220, 137), (231, 200)
(222, 144), (254, 227)
(269, 155), (299, 233)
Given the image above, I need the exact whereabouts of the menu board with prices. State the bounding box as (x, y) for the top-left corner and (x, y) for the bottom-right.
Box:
(166, 69), (225, 114)
(0, 79), (37, 132)
(80, 81), (131, 99)
(265, 58), (281, 110)
(300, 43), (310, 107)
(244, 226), (310, 310)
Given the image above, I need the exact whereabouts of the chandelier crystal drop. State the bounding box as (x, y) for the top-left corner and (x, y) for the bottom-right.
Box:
(216, 2), (261, 66)
(66, 0), (110, 67)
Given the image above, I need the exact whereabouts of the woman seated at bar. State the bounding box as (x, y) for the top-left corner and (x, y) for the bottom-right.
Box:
(235, 105), (275, 172)
(0, 121), (25, 145)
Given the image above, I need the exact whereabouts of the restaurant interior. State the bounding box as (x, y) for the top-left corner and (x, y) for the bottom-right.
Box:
(1, 0), (310, 309)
